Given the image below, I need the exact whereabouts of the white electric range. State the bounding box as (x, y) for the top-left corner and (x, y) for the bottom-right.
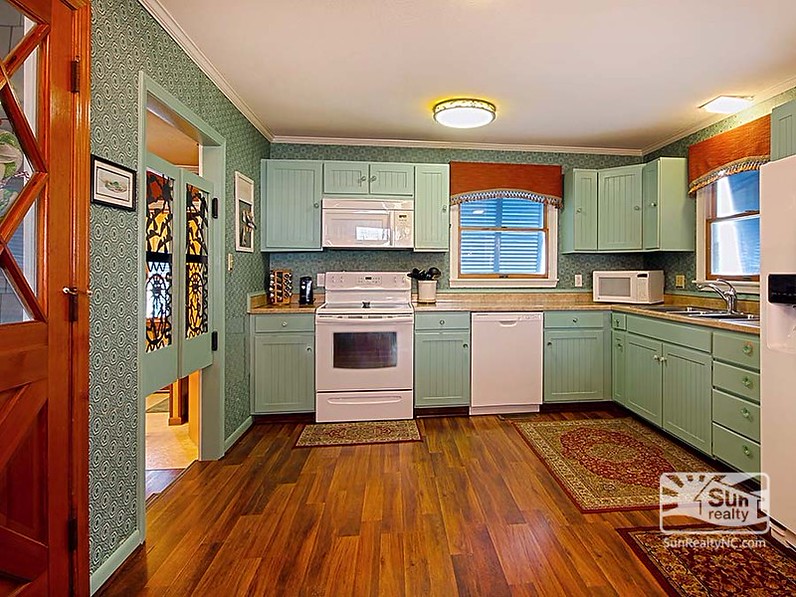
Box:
(315, 272), (414, 423)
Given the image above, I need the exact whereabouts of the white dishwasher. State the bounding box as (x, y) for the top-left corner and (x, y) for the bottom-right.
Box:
(470, 312), (544, 415)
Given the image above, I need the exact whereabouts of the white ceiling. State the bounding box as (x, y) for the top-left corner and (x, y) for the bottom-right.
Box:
(151, 0), (796, 152)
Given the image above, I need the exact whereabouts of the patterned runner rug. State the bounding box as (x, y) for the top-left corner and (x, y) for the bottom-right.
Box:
(512, 417), (713, 512)
(619, 526), (796, 596)
(295, 420), (422, 447)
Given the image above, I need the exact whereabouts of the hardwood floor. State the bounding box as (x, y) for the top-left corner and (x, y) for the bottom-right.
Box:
(145, 469), (186, 502)
(100, 410), (670, 596)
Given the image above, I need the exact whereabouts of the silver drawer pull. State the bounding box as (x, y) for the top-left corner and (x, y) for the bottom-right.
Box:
(282, 321), (288, 327)
(440, 319), (445, 325)
(741, 407), (751, 419)
(742, 377), (753, 389)
(743, 445), (752, 457)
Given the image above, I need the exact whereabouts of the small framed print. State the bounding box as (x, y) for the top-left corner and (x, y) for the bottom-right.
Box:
(91, 155), (136, 210)
(235, 171), (256, 252)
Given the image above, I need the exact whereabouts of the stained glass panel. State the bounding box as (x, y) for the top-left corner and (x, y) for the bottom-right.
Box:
(145, 169), (174, 352)
(185, 183), (208, 339)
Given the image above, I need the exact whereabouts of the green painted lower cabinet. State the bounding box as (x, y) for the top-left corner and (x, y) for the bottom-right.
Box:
(414, 313), (470, 408)
(543, 329), (607, 402)
(612, 331), (626, 405)
(625, 334), (663, 425)
(251, 316), (315, 414)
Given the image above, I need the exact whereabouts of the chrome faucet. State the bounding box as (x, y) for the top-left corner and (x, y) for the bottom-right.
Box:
(696, 279), (738, 314)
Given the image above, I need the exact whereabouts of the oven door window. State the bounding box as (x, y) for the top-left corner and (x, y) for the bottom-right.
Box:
(333, 331), (397, 369)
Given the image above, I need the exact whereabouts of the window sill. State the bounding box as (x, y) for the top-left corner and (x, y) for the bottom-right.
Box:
(449, 278), (559, 289)
(693, 280), (760, 296)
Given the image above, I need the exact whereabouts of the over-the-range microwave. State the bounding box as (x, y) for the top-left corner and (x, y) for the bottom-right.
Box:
(592, 270), (664, 304)
(322, 198), (413, 249)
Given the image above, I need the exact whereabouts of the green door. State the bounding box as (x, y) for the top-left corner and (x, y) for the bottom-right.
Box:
(543, 329), (605, 402)
(612, 331), (626, 405)
(262, 160), (323, 250)
(252, 332), (315, 413)
(771, 99), (796, 161)
(414, 330), (470, 407)
(369, 163), (415, 195)
(598, 164), (643, 251)
(322, 161), (370, 194)
(642, 160), (660, 250)
(625, 334), (663, 425)
(414, 164), (450, 251)
(661, 343), (712, 454)
(180, 170), (214, 376)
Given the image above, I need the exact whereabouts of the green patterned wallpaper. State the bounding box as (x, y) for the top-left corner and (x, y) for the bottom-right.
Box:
(90, 0), (269, 575)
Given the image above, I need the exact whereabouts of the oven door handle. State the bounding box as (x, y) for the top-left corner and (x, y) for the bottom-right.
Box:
(315, 315), (415, 324)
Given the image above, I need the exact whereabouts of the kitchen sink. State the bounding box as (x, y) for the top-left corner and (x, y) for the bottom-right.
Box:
(641, 305), (760, 323)
(643, 305), (725, 315)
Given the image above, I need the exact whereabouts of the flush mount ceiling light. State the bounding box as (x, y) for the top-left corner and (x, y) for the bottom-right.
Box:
(433, 98), (496, 128)
(700, 95), (753, 114)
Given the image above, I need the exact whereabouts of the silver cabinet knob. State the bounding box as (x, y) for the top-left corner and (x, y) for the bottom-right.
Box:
(282, 321), (288, 327)
(313, 202), (320, 208)
(547, 341), (553, 346)
(634, 205), (641, 211)
(576, 208), (582, 213)
(359, 175), (367, 182)
(306, 346), (313, 353)
(442, 205), (448, 212)
(439, 320), (445, 325)
(653, 354), (660, 361)
(463, 343), (469, 349)
(741, 407), (751, 419)
(369, 175), (377, 182)
(650, 202), (657, 207)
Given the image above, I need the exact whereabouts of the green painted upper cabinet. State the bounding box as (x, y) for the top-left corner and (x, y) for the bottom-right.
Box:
(323, 161), (414, 196)
(597, 164), (643, 251)
(414, 164), (450, 251)
(561, 169), (598, 253)
(771, 99), (796, 161)
(261, 159), (323, 251)
(642, 158), (693, 251)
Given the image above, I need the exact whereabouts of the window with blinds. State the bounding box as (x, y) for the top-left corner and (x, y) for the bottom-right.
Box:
(458, 198), (547, 277)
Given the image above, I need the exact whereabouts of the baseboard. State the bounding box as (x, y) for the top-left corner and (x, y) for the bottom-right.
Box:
(252, 412), (315, 424)
(90, 529), (142, 595)
(539, 400), (616, 412)
(414, 406), (469, 418)
(469, 404), (542, 416)
(224, 416), (252, 453)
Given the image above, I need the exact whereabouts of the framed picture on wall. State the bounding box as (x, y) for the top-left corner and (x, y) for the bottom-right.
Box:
(235, 171), (255, 252)
(90, 155), (136, 210)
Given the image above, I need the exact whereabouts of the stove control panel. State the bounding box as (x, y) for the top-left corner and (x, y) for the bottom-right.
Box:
(324, 272), (410, 290)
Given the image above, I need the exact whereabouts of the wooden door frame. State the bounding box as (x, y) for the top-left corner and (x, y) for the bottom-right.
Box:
(135, 73), (227, 543)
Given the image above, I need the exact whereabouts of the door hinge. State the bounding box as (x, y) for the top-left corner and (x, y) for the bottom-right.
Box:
(68, 514), (78, 551)
(70, 58), (80, 93)
(211, 197), (219, 219)
(211, 330), (218, 351)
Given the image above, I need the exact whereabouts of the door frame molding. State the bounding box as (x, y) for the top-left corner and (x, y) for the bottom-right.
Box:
(135, 72), (227, 542)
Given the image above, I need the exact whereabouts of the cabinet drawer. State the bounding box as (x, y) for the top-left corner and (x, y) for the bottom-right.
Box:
(712, 424), (760, 474)
(712, 390), (760, 442)
(611, 312), (626, 330)
(253, 314), (315, 333)
(544, 311), (605, 329)
(415, 312), (470, 331)
(626, 314), (711, 352)
(713, 361), (760, 403)
(712, 332), (760, 371)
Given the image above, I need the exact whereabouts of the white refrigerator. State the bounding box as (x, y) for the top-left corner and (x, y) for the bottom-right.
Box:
(760, 155), (796, 548)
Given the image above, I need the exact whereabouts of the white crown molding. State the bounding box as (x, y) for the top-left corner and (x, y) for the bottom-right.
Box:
(641, 75), (796, 156)
(137, 0), (274, 141)
(270, 135), (644, 156)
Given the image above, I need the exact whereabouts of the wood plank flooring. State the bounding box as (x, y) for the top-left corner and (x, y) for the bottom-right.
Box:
(100, 411), (671, 596)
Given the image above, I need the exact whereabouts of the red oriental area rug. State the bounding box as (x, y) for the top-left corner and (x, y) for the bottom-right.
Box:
(619, 526), (796, 596)
(295, 420), (422, 448)
(512, 417), (713, 512)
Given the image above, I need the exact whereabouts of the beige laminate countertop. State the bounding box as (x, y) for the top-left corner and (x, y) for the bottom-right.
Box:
(249, 292), (760, 335)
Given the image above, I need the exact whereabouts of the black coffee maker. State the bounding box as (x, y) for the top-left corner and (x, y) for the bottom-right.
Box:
(299, 276), (314, 305)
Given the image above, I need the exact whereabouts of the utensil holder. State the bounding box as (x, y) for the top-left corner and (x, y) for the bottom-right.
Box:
(417, 280), (437, 304)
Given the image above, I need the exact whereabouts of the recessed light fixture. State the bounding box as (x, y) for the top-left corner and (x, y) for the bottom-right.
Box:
(700, 95), (753, 114)
(433, 98), (496, 128)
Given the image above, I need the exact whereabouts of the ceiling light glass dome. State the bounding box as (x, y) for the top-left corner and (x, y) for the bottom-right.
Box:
(433, 98), (496, 128)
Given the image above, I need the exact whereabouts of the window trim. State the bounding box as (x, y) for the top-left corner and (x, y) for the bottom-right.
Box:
(449, 202), (559, 289)
(695, 186), (759, 295)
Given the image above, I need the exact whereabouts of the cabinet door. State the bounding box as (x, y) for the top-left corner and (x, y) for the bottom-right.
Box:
(642, 160), (660, 250)
(625, 334), (663, 425)
(323, 161), (370, 194)
(252, 332), (315, 413)
(771, 99), (796, 161)
(414, 164), (450, 251)
(572, 169), (598, 251)
(612, 331), (626, 405)
(598, 165), (643, 251)
(662, 344), (712, 454)
(543, 330), (605, 402)
(263, 160), (322, 251)
(414, 330), (470, 407)
(369, 163), (415, 195)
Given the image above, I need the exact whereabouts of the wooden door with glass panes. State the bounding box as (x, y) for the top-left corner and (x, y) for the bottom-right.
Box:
(142, 153), (213, 398)
(0, 0), (89, 594)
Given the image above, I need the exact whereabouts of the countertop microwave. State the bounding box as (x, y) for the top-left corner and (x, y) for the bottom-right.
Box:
(322, 198), (413, 249)
(593, 270), (664, 304)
